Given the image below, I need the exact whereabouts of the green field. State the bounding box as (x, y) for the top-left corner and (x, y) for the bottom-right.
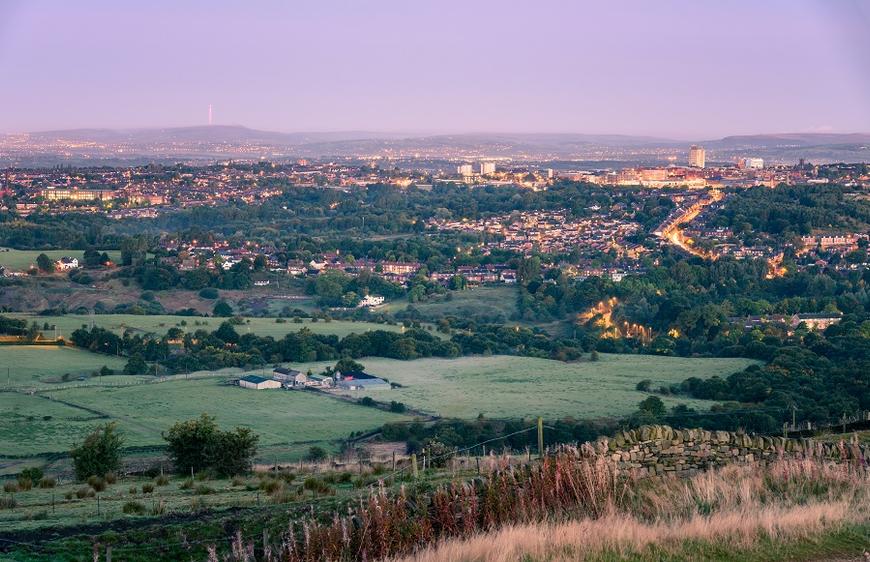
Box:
(294, 354), (759, 419)
(382, 285), (519, 321)
(10, 313), (409, 339)
(0, 248), (121, 271)
(0, 345), (129, 388)
(1, 377), (409, 457)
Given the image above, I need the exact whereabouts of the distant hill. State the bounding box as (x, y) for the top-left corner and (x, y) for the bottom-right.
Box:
(710, 133), (870, 147)
(4, 126), (868, 165)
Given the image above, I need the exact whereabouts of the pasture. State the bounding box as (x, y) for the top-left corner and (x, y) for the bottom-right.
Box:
(294, 354), (760, 419)
(5, 378), (409, 457)
(9, 313), (409, 339)
(0, 248), (121, 271)
(382, 286), (519, 322)
(0, 345), (128, 388)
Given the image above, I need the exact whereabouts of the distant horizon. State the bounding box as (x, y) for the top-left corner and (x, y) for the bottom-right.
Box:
(6, 123), (870, 143)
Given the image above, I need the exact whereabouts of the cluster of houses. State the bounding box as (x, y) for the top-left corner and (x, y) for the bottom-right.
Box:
(731, 312), (843, 332)
(237, 366), (391, 391)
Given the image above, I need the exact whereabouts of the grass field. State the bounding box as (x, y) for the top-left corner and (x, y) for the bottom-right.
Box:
(382, 286), (519, 321)
(9, 313), (410, 339)
(0, 345), (129, 388)
(294, 354), (760, 419)
(2, 377), (409, 457)
(0, 248), (121, 271)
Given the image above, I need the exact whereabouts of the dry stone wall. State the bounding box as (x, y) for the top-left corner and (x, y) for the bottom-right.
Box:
(587, 425), (868, 477)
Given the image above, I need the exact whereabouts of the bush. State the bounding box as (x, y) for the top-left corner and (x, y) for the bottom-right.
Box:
(122, 500), (146, 515)
(0, 496), (16, 509)
(635, 379), (652, 392)
(259, 478), (283, 495)
(305, 446), (328, 462)
(19, 467), (43, 482)
(179, 478), (194, 490)
(104, 472), (118, 484)
(195, 484), (215, 495)
(151, 499), (167, 516)
(38, 477), (56, 489)
(16, 477), (32, 491)
(87, 476), (106, 492)
(128, 486), (138, 495)
(70, 423), (123, 481)
(155, 474), (170, 486)
(199, 288), (220, 300)
(141, 483), (155, 494)
(75, 487), (94, 499)
(231, 476), (245, 487)
(3, 481), (17, 493)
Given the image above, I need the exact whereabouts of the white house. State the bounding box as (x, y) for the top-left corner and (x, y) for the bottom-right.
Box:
(358, 295), (385, 308)
(55, 257), (79, 271)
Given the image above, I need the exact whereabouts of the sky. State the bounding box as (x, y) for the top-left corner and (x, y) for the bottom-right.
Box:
(0, 0), (869, 138)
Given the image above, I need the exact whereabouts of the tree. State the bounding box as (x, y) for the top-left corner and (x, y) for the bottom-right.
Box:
(637, 396), (667, 419)
(335, 357), (364, 375)
(163, 414), (259, 476)
(305, 446), (328, 462)
(70, 423), (123, 480)
(123, 354), (148, 376)
(163, 414), (217, 475)
(213, 300), (233, 317)
(36, 253), (54, 273)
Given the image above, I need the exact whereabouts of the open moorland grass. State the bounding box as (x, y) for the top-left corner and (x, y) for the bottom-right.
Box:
(9, 313), (408, 339)
(0, 248), (122, 271)
(0, 345), (128, 388)
(5, 378), (409, 457)
(295, 354), (759, 419)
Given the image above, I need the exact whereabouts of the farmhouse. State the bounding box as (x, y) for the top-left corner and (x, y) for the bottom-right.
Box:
(55, 257), (79, 271)
(790, 312), (842, 331)
(239, 375), (281, 390)
(272, 367), (307, 387)
(335, 372), (390, 391)
(307, 373), (334, 388)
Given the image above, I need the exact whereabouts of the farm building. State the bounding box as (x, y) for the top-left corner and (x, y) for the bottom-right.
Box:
(239, 375), (281, 390)
(335, 372), (390, 391)
(307, 373), (334, 388)
(273, 367), (307, 387)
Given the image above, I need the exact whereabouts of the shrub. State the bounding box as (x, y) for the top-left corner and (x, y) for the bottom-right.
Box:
(128, 486), (138, 495)
(122, 500), (146, 515)
(195, 484), (215, 495)
(87, 476), (106, 492)
(75, 487), (94, 499)
(155, 474), (170, 486)
(259, 478), (283, 495)
(179, 478), (193, 490)
(141, 483), (155, 494)
(104, 472), (117, 484)
(151, 499), (167, 516)
(64, 491), (74, 500)
(635, 379), (652, 392)
(19, 467), (43, 482)
(0, 496), (16, 509)
(231, 476), (245, 487)
(305, 446), (328, 462)
(38, 477), (56, 489)
(199, 288), (220, 300)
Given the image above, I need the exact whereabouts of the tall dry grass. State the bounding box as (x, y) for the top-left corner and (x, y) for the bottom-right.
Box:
(210, 452), (869, 562)
(397, 459), (870, 562)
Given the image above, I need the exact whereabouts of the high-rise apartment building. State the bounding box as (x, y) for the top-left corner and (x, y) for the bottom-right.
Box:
(688, 145), (706, 168)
